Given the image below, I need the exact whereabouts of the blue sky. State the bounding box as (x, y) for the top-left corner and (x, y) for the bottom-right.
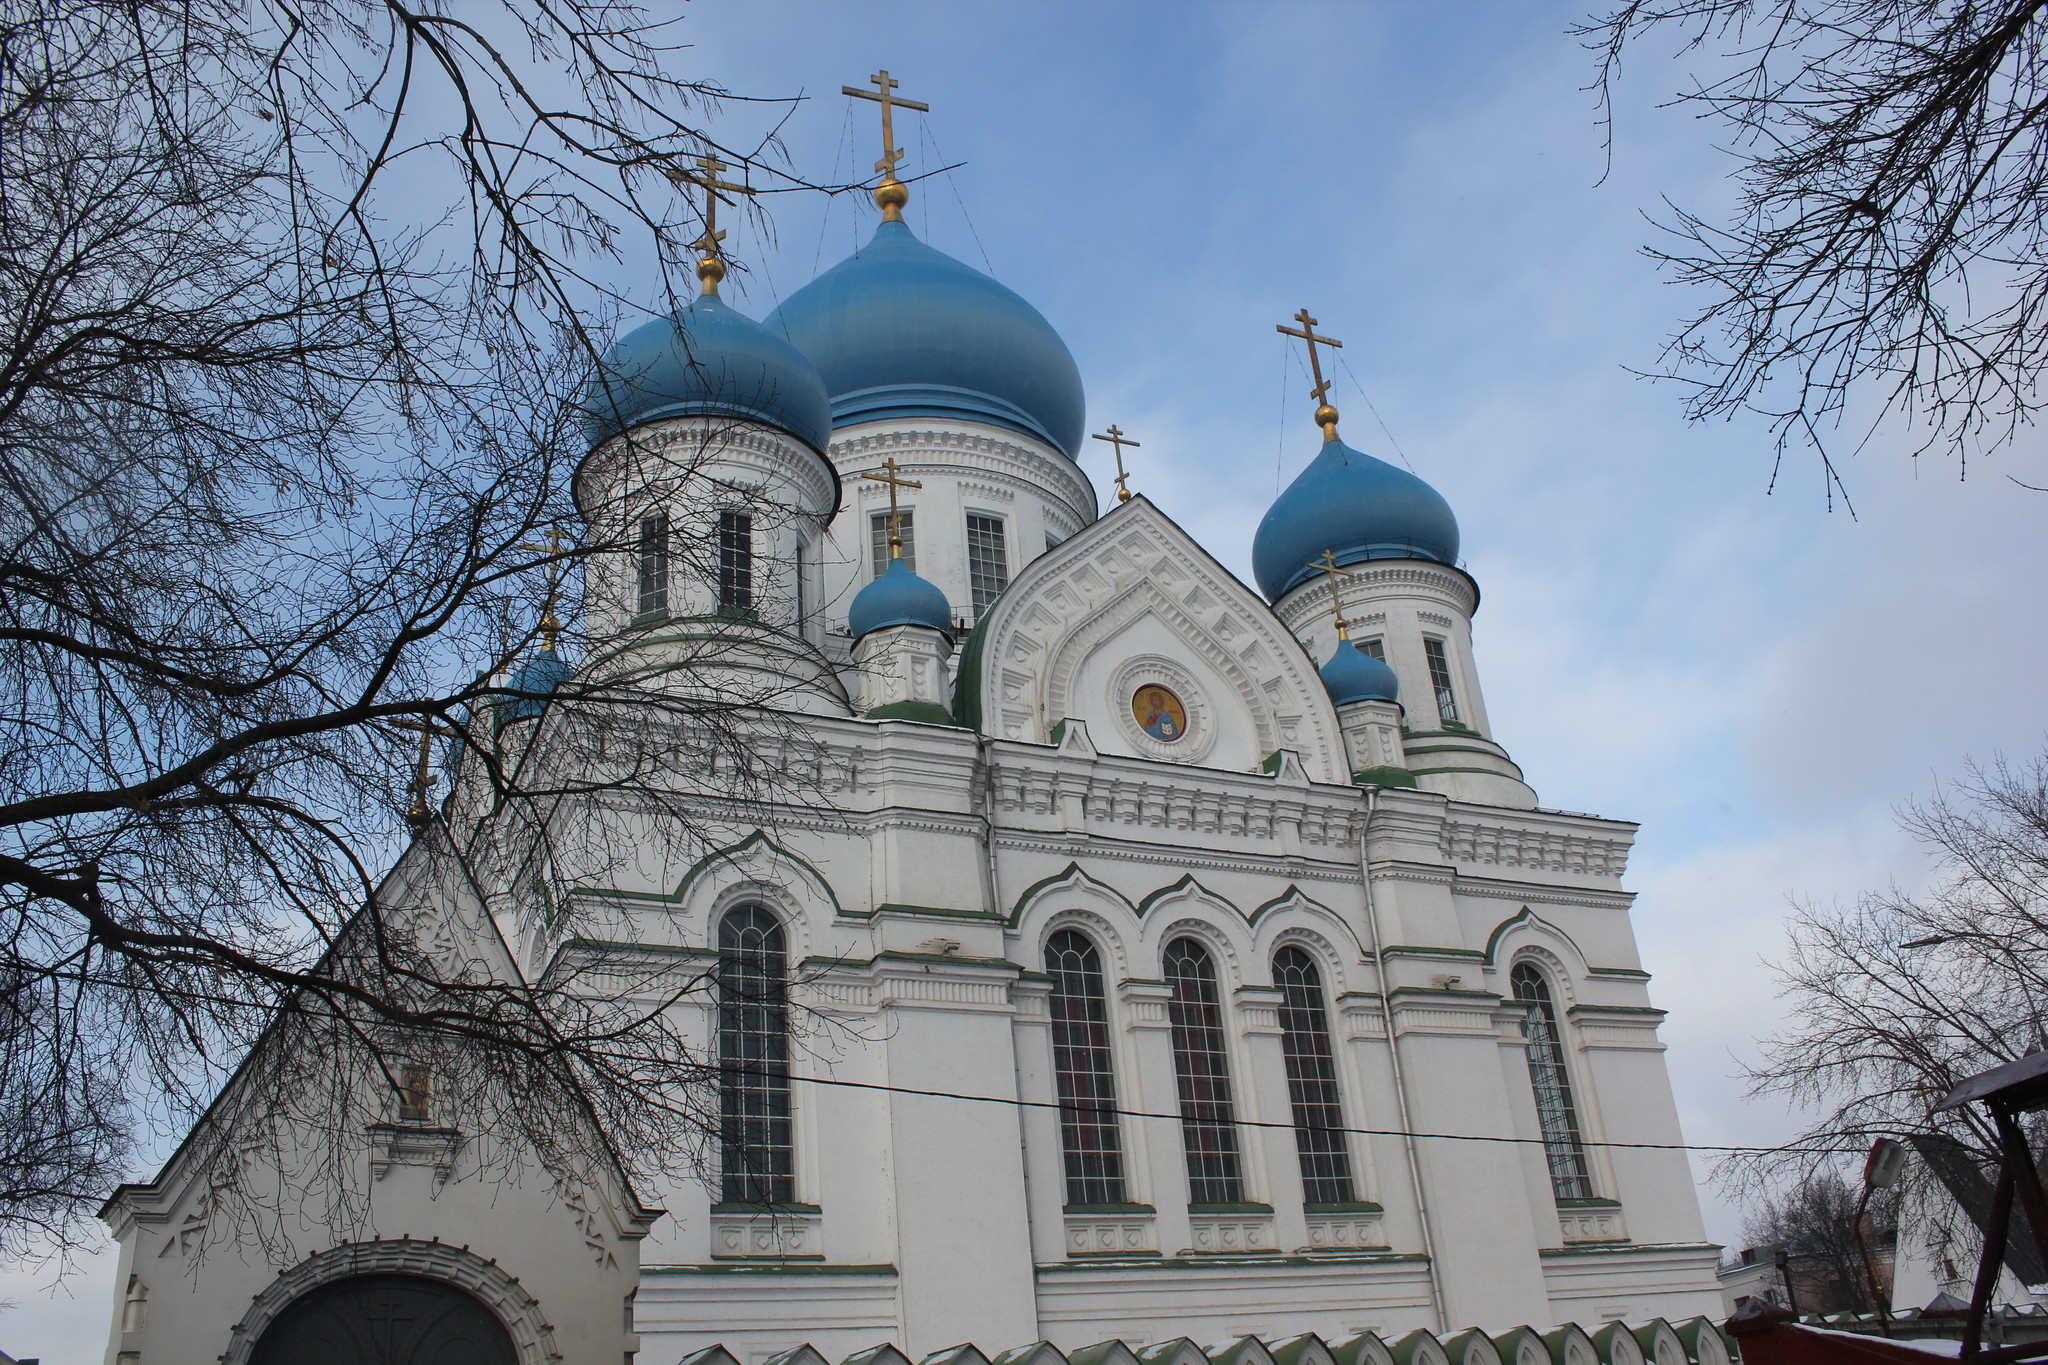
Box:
(10, 3), (2048, 1359)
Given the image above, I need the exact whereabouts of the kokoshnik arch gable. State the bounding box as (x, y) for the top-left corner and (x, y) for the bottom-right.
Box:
(100, 70), (1725, 1365)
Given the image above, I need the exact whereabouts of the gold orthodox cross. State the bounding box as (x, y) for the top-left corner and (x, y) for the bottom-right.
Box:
(859, 457), (923, 559)
(517, 525), (575, 649)
(843, 70), (928, 222)
(1311, 548), (1359, 639)
(391, 718), (454, 828)
(1276, 308), (1345, 442)
(1091, 425), (1141, 503)
(667, 152), (758, 293)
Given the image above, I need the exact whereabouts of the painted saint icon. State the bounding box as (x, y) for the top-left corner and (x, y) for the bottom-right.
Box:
(1132, 685), (1188, 743)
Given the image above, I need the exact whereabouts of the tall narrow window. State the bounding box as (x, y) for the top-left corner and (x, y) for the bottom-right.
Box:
(1164, 937), (1244, 1204)
(636, 511), (669, 616)
(718, 904), (792, 1203)
(869, 509), (916, 576)
(1423, 637), (1459, 724)
(794, 538), (809, 626)
(1046, 930), (1127, 1205)
(717, 511), (753, 612)
(1512, 962), (1593, 1200)
(1273, 948), (1355, 1203)
(965, 513), (1009, 619)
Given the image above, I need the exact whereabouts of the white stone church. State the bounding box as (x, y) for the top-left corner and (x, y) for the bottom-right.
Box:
(98, 144), (1728, 1365)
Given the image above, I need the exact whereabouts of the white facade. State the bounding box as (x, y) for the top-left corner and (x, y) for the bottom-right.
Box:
(100, 255), (1726, 1365)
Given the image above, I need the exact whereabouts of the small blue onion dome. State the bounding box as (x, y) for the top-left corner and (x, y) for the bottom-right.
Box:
(495, 649), (574, 730)
(582, 293), (833, 453)
(1320, 638), (1401, 706)
(848, 558), (954, 640)
(1252, 437), (1461, 600)
(764, 220), (1086, 457)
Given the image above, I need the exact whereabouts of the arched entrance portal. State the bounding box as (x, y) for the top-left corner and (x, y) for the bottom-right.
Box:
(249, 1272), (516, 1365)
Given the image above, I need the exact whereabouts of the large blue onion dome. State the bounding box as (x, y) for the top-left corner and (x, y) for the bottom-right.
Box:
(1320, 638), (1400, 706)
(764, 220), (1086, 457)
(848, 557), (953, 640)
(494, 649), (574, 731)
(1252, 438), (1461, 600)
(582, 293), (833, 453)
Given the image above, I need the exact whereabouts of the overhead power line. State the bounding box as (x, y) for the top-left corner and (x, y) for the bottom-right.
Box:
(54, 966), (1851, 1159)
(771, 1070), (1855, 1158)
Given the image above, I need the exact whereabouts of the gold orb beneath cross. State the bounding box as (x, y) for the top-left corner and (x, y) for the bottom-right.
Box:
(874, 180), (909, 213)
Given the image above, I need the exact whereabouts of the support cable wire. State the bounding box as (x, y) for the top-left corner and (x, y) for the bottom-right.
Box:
(1337, 351), (1416, 473)
(922, 121), (997, 278)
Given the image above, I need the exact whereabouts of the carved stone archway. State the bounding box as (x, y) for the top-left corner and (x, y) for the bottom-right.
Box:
(223, 1238), (560, 1365)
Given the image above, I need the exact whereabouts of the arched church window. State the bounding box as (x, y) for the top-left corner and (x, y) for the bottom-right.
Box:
(636, 510), (669, 615)
(717, 904), (792, 1204)
(1045, 929), (1126, 1205)
(1164, 937), (1244, 1204)
(1511, 961), (1594, 1200)
(1273, 947), (1354, 1204)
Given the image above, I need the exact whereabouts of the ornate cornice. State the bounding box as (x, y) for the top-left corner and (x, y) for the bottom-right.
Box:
(828, 424), (1097, 526)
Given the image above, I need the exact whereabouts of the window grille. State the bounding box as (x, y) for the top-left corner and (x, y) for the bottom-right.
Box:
(1046, 929), (1127, 1205)
(1164, 937), (1244, 1204)
(718, 904), (792, 1203)
(1360, 637), (1385, 661)
(636, 512), (669, 615)
(1512, 962), (1594, 1200)
(1423, 636), (1459, 724)
(1273, 947), (1355, 1203)
(718, 511), (753, 611)
(869, 509), (916, 576)
(965, 513), (1009, 619)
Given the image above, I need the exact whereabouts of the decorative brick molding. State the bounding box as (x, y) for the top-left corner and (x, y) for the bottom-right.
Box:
(1064, 1208), (1158, 1257)
(1557, 1200), (1629, 1245)
(711, 1205), (824, 1260)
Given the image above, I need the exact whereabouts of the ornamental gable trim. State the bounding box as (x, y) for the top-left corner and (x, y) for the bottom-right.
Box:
(954, 497), (1345, 782)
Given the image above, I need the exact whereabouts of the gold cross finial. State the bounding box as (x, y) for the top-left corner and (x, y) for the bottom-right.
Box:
(1276, 308), (1345, 443)
(665, 151), (758, 294)
(1091, 425), (1142, 503)
(859, 457), (924, 560)
(517, 525), (575, 649)
(843, 70), (929, 223)
(1312, 548), (1359, 640)
(391, 718), (454, 828)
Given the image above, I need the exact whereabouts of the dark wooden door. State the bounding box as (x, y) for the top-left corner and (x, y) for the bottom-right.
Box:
(249, 1272), (517, 1365)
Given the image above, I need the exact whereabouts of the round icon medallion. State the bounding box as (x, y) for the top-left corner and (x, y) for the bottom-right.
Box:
(1131, 684), (1189, 743)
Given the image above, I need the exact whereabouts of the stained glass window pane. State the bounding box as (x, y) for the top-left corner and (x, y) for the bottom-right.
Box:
(1047, 929), (1126, 1205)
(1512, 962), (1594, 1201)
(637, 511), (669, 615)
(966, 513), (1009, 619)
(1423, 637), (1459, 724)
(1274, 947), (1354, 1203)
(1165, 937), (1243, 1204)
(869, 509), (916, 577)
(718, 904), (792, 1203)
(718, 511), (753, 611)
